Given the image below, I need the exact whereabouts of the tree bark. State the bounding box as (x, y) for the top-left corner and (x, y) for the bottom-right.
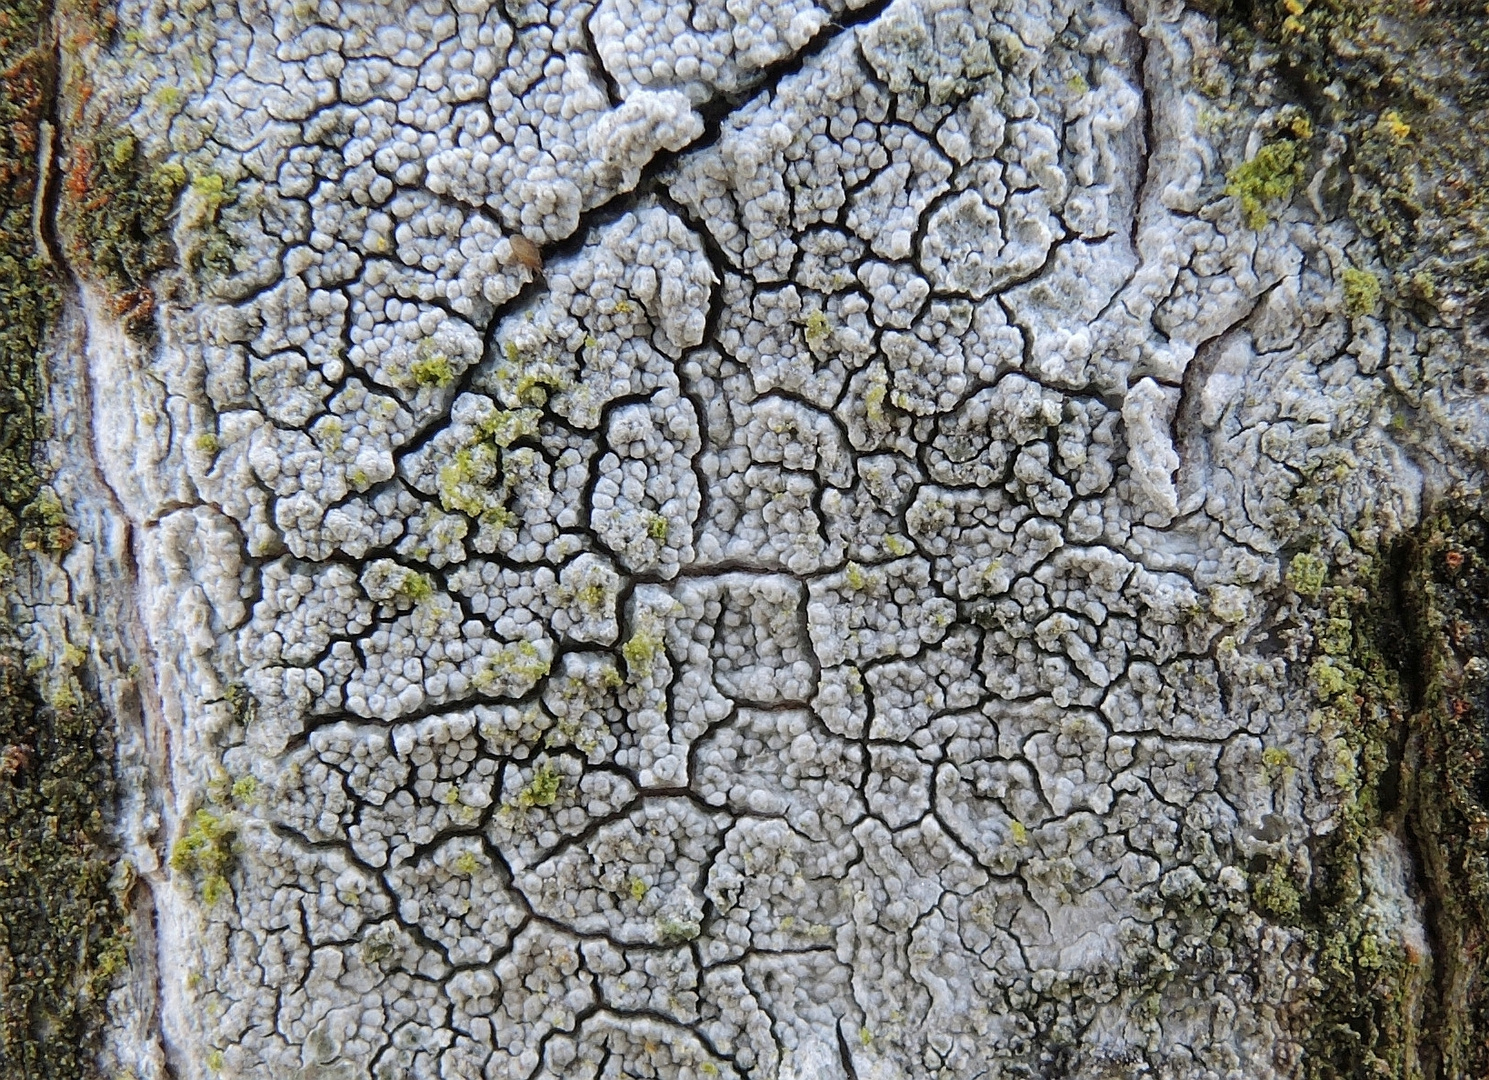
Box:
(3, 0), (1489, 1076)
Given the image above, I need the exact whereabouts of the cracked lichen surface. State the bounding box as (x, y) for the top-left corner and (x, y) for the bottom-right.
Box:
(46, 0), (1489, 1075)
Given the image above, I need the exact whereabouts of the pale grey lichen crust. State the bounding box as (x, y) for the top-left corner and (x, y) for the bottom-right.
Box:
(69, 0), (1448, 1075)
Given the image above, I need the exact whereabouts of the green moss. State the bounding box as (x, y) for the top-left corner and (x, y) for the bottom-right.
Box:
(1224, 138), (1306, 229)
(0, 640), (128, 1080)
(1212, 0), (1489, 316)
(1261, 540), (1434, 1079)
(1341, 267), (1382, 317)
(1397, 506), (1489, 1076)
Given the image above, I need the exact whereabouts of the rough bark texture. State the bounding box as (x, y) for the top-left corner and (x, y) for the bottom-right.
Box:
(3, 0), (1489, 1077)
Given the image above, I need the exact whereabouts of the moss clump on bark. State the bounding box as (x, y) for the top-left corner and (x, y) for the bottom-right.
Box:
(0, 0), (63, 549)
(1225, 137), (1307, 228)
(1268, 506), (1489, 1079)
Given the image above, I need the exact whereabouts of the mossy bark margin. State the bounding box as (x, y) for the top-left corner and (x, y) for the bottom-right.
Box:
(1273, 547), (1431, 1080)
(1260, 508), (1489, 1079)
(0, 0), (62, 546)
(1202, 0), (1489, 319)
(0, 0), (129, 1076)
(1400, 508), (1489, 1078)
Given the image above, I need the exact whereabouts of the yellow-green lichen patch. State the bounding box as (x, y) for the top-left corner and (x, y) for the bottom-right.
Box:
(1286, 550), (1329, 599)
(20, 486), (76, 555)
(170, 807), (238, 904)
(621, 626), (664, 679)
(434, 406), (544, 536)
(513, 759), (562, 809)
(654, 914), (701, 945)
(491, 338), (569, 409)
(803, 309), (831, 346)
(470, 638), (552, 698)
(176, 170), (237, 279)
(1341, 267), (1382, 317)
(410, 351), (456, 388)
(396, 570), (434, 604)
(1224, 138), (1306, 229)
(1250, 855), (1304, 923)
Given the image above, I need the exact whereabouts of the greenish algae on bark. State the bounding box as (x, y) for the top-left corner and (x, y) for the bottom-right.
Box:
(1207, 0), (1489, 318)
(1241, 508), (1489, 1079)
(0, 0), (130, 1076)
(1400, 509), (1489, 1079)
(1191, 3), (1489, 1071)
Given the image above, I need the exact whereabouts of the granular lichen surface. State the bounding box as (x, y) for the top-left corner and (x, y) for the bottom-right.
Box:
(24, 0), (1489, 1076)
